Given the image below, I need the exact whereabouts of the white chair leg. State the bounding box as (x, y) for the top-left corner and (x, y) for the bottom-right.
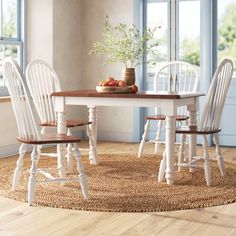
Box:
(12, 143), (26, 191)
(213, 133), (226, 176)
(154, 120), (162, 154)
(74, 143), (89, 199)
(36, 145), (42, 165)
(86, 125), (98, 165)
(138, 120), (150, 158)
(183, 121), (188, 162)
(184, 140), (188, 162)
(158, 149), (166, 182)
(202, 135), (211, 186)
(28, 145), (39, 206)
(178, 134), (186, 172)
(66, 128), (74, 172)
(57, 144), (67, 179)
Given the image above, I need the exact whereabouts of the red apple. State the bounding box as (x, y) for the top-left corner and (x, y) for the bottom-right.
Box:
(129, 85), (138, 93)
(109, 81), (118, 86)
(118, 80), (127, 87)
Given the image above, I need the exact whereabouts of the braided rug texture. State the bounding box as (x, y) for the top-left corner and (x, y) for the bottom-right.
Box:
(0, 153), (236, 212)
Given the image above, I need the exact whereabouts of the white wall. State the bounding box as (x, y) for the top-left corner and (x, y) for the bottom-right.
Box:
(53, 0), (84, 121)
(27, 0), (53, 64)
(0, 102), (19, 157)
(81, 0), (135, 141)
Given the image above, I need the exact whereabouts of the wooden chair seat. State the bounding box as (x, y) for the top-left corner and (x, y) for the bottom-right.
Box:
(176, 126), (221, 134)
(40, 120), (92, 128)
(17, 133), (81, 145)
(145, 115), (188, 121)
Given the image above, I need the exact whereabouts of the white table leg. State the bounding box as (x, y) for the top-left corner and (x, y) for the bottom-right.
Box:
(88, 106), (97, 146)
(57, 111), (67, 178)
(57, 111), (67, 135)
(188, 99), (198, 162)
(189, 111), (197, 157)
(88, 106), (98, 163)
(165, 116), (176, 185)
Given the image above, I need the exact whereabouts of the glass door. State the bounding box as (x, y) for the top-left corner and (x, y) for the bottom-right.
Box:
(143, 0), (200, 141)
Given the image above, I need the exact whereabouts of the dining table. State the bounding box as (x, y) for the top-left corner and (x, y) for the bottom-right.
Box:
(52, 90), (204, 186)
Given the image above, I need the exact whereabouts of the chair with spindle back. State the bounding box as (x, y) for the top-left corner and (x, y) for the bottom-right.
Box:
(3, 58), (89, 205)
(138, 61), (199, 157)
(159, 58), (234, 186)
(26, 60), (97, 172)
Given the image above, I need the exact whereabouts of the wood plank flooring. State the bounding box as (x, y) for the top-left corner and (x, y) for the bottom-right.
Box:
(0, 141), (236, 236)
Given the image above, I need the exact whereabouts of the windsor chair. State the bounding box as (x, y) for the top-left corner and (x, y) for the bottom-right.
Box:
(138, 61), (199, 158)
(26, 60), (97, 172)
(3, 58), (89, 205)
(159, 58), (234, 186)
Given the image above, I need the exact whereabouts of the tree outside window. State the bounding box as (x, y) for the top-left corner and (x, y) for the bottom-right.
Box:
(218, 1), (236, 69)
(181, 0), (236, 68)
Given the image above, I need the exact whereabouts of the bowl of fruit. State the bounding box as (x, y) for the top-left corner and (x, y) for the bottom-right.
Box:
(96, 77), (138, 94)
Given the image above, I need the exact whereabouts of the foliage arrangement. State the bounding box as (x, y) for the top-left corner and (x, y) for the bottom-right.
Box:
(89, 16), (159, 68)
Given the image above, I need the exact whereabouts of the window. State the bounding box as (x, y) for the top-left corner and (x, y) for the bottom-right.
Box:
(143, 0), (200, 88)
(0, 0), (24, 96)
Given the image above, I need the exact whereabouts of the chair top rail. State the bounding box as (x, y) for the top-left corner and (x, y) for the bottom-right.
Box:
(199, 58), (234, 131)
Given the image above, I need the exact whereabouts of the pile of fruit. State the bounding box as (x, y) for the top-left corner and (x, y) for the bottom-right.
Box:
(98, 77), (138, 93)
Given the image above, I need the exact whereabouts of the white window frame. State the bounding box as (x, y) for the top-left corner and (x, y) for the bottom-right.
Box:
(0, 0), (25, 96)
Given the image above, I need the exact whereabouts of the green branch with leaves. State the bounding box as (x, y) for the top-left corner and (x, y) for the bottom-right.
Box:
(89, 16), (159, 68)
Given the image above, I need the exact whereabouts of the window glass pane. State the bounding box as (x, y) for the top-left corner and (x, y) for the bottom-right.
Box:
(147, 1), (168, 64)
(146, 1), (168, 88)
(178, 0), (200, 66)
(2, 0), (17, 38)
(218, 0), (236, 71)
(0, 44), (20, 59)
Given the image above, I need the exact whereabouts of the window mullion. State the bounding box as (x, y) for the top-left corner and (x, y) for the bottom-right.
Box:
(170, 0), (177, 61)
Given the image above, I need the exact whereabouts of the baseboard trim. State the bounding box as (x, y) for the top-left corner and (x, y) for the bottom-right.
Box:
(97, 131), (134, 142)
(0, 143), (21, 158)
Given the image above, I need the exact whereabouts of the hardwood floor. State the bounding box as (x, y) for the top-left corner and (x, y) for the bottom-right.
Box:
(0, 141), (236, 236)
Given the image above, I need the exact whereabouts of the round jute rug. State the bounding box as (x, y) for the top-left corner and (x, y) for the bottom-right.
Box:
(0, 153), (236, 212)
